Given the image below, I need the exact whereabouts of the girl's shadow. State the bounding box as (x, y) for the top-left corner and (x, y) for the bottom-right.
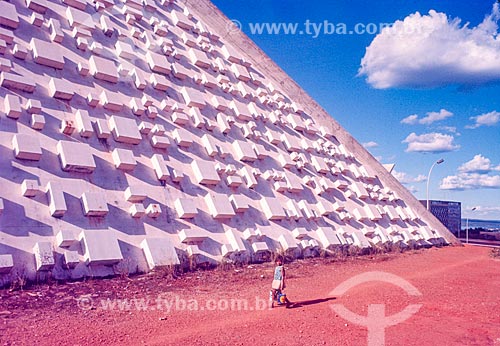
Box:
(286, 297), (336, 309)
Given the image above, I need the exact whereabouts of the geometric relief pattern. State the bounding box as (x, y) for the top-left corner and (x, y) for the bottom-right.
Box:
(0, 0), (454, 284)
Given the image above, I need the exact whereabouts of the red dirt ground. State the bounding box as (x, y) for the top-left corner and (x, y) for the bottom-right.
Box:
(1, 245), (499, 346)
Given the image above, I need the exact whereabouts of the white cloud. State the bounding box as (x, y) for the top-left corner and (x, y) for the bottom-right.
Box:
(419, 109), (453, 125)
(403, 132), (460, 152)
(441, 155), (500, 190)
(359, 4), (500, 89)
(406, 185), (418, 194)
(393, 170), (427, 184)
(402, 109), (453, 125)
(474, 206), (500, 213)
(458, 154), (499, 173)
(466, 111), (500, 129)
(437, 126), (459, 135)
(362, 141), (379, 148)
(401, 114), (418, 125)
(440, 173), (500, 190)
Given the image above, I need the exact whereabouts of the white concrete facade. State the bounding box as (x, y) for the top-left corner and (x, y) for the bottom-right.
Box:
(0, 0), (456, 285)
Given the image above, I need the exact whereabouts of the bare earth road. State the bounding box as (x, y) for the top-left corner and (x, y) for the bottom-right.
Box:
(1, 245), (499, 346)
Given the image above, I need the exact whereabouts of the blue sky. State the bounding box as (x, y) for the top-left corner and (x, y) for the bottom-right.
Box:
(213, 0), (500, 220)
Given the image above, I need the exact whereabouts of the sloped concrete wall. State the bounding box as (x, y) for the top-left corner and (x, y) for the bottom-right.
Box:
(0, 0), (456, 286)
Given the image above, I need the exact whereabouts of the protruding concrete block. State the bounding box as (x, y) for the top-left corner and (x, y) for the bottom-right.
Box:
(146, 203), (162, 218)
(278, 233), (298, 251)
(188, 47), (210, 68)
(252, 242), (269, 254)
(0, 57), (12, 72)
(316, 227), (343, 249)
(224, 229), (246, 253)
(95, 119), (111, 139)
(174, 198), (198, 219)
(124, 186), (147, 203)
(87, 92), (100, 107)
(180, 86), (205, 108)
(172, 128), (193, 147)
(204, 193), (236, 219)
(233, 140), (257, 162)
(352, 231), (371, 248)
(179, 229), (208, 243)
(30, 38), (65, 69)
(139, 121), (153, 134)
(285, 200), (301, 220)
(172, 111), (190, 125)
(81, 192), (109, 217)
(0, 2), (19, 29)
(374, 227), (391, 244)
(141, 238), (180, 270)
(242, 228), (259, 241)
(115, 41), (136, 60)
(75, 110), (93, 138)
(129, 97), (145, 115)
(170, 168), (185, 183)
(79, 230), (123, 265)
(112, 148), (137, 171)
(46, 182), (67, 217)
(63, 250), (80, 268)
(229, 195), (250, 212)
(240, 167), (258, 188)
(171, 10), (193, 30)
(27, 0), (48, 14)
(33, 242), (54, 271)
(384, 205), (400, 221)
(221, 243), (235, 257)
(292, 227), (308, 240)
(31, 114), (45, 130)
(0, 254), (14, 274)
(66, 6), (94, 29)
(1, 71), (36, 93)
(89, 56), (118, 83)
(260, 197), (287, 220)
(146, 51), (170, 75)
(130, 203), (145, 218)
(171, 62), (191, 80)
(4, 94), (22, 119)
(311, 156), (330, 174)
(191, 160), (220, 185)
(419, 227), (437, 241)
(365, 204), (382, 221)
(57, 141), (96, 173)
(56, 229), (77, 248)
(13, 134), (42, 161)
(109, 115), (141, 144)
(151, 124), (165, 136)
(21, 179), (39, 197)
(298, 200), (316, 220)
(150, 73), (169, 91)
(131, 68), (147, 89)
(60, 119), (76, 135)
(78, 62), (89, 76)
(151, 135), (170, 149)
(151, 154), (170, 181)
(49, 78), (74, 100)
(200, 134), (218, 157)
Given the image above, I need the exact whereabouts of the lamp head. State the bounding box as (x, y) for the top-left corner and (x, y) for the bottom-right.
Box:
(472, 207), (477, 211)
(436, 158), (444, 164)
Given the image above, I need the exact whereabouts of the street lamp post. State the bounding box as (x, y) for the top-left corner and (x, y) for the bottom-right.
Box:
(466, 207), (477, 244)
(426, 158), (444, 211)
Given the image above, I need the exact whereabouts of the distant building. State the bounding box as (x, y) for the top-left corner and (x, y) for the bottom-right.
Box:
(419, 200), (461, 235)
